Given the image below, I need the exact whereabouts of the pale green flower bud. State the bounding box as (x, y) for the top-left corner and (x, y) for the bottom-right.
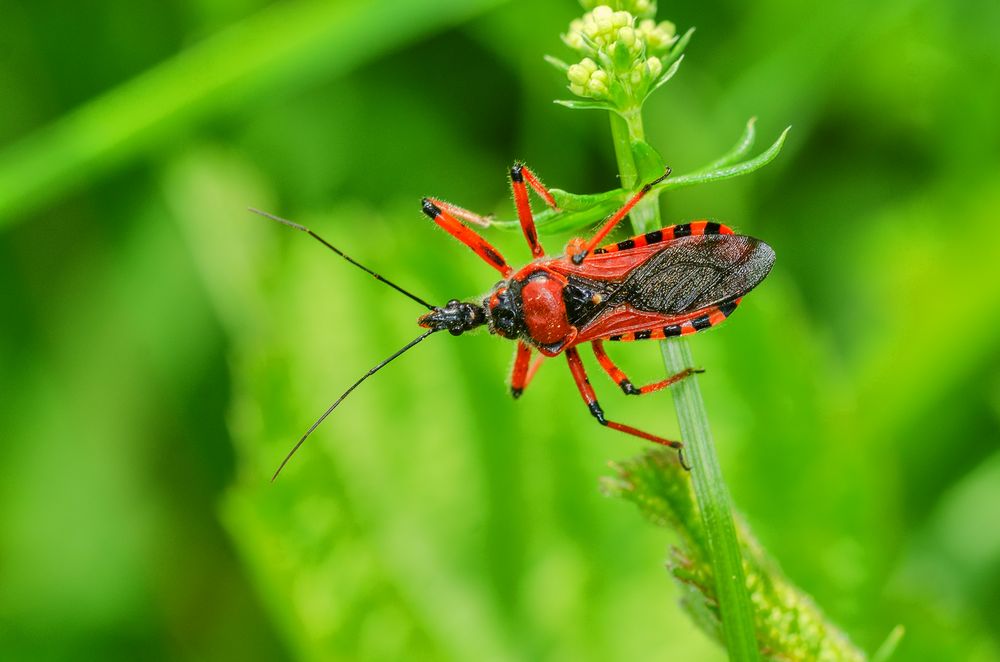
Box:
(632, 0), (653, 16)
(580, 0), (656, 19)
(611, 10), (631, 29)
(637, 18), (676, 52)
(563, 19), (587, 50)
(629, 63), (644, 86)
(591, 5), (614, 34)
(567, 63), (591, 85)
(618, 26), (637, 49)
(566, 57), (611, 101)
(646, 56), (663, 78)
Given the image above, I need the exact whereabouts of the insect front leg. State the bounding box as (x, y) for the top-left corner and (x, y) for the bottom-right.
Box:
(591, 340), (702, 395)
(510, 163), (559, 259)
(564, 347), (688, 467)
(421, 198), (512, 276)
(509, 340), (545, 399)
(570, 168), (672, 264)
(424, 198), (495, 228)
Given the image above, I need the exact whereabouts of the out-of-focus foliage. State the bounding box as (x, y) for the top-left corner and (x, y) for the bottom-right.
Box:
(605, 450), (868, 661)
(0, 1), (998, 661)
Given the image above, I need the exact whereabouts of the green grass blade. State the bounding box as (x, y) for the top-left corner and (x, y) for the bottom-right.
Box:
(661, 340), (760, 661)
(0, 0), (505, 228)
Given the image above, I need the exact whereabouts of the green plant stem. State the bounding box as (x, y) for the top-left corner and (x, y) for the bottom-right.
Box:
(610, 108), (760, 661)
(609, 111), (639, 191)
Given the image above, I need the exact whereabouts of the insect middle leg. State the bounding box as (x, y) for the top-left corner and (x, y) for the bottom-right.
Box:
(510, 162), (559, 259)
(509, 340), (545, 399)
(422, 197), (512, 276)
(564, 347), (687, 464)
(591, 340), (702, 395)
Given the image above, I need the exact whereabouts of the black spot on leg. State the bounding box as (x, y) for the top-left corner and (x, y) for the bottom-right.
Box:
(483, 246), (506, 268)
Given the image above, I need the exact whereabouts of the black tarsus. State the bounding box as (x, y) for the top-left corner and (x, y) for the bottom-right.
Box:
(641, 166), (672, 192)
(249, 208), (435, 311)
(677, 445), (691, 471)
(271, 328), (440, 481)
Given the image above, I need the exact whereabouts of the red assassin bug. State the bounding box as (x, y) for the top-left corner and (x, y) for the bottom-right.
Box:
(253, 163), (774, 480)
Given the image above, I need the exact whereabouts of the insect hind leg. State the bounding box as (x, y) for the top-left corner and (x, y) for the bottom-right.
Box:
(564, 347), (688, 468)
(591, 340), (702, 395)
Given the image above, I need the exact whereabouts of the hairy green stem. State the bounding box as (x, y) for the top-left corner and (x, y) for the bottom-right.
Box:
(611, 107), (760, 661)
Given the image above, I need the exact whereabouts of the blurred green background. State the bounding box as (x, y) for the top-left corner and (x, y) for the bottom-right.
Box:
(2, 0), (999, 660)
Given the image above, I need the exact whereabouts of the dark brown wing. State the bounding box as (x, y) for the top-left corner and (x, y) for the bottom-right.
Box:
(561, 234), (774, 328)
(621, 234), (774, 314)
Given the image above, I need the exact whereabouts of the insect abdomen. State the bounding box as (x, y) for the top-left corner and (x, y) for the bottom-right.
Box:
(606, 299), (741, 341)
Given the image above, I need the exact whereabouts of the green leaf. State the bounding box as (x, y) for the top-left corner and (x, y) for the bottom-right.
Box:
(647, 54), (684, 97)
(631, 139), (667, 183)
(491, 127), (790, 236)
(490, 193), (623, 233)
(543, 54), (570, 72)
(549, 188), (620, 211)
(655, 126), (791, 193)
(662, 26), (695, 68)
(613, 41), (634, 72)
(692, 117), (758, 174)
(554, 98), (617, 112)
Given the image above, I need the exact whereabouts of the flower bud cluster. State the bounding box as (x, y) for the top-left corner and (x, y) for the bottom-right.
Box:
(579, 0), (657, 20)
(561, 5), (680, 110)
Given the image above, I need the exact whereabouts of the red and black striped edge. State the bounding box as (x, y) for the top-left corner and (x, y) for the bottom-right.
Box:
(593, 220), (734, 255)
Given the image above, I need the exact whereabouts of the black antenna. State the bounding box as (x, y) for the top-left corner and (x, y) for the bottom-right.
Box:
(249, 208), (435, 310)
(271, 328), (439, 481)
